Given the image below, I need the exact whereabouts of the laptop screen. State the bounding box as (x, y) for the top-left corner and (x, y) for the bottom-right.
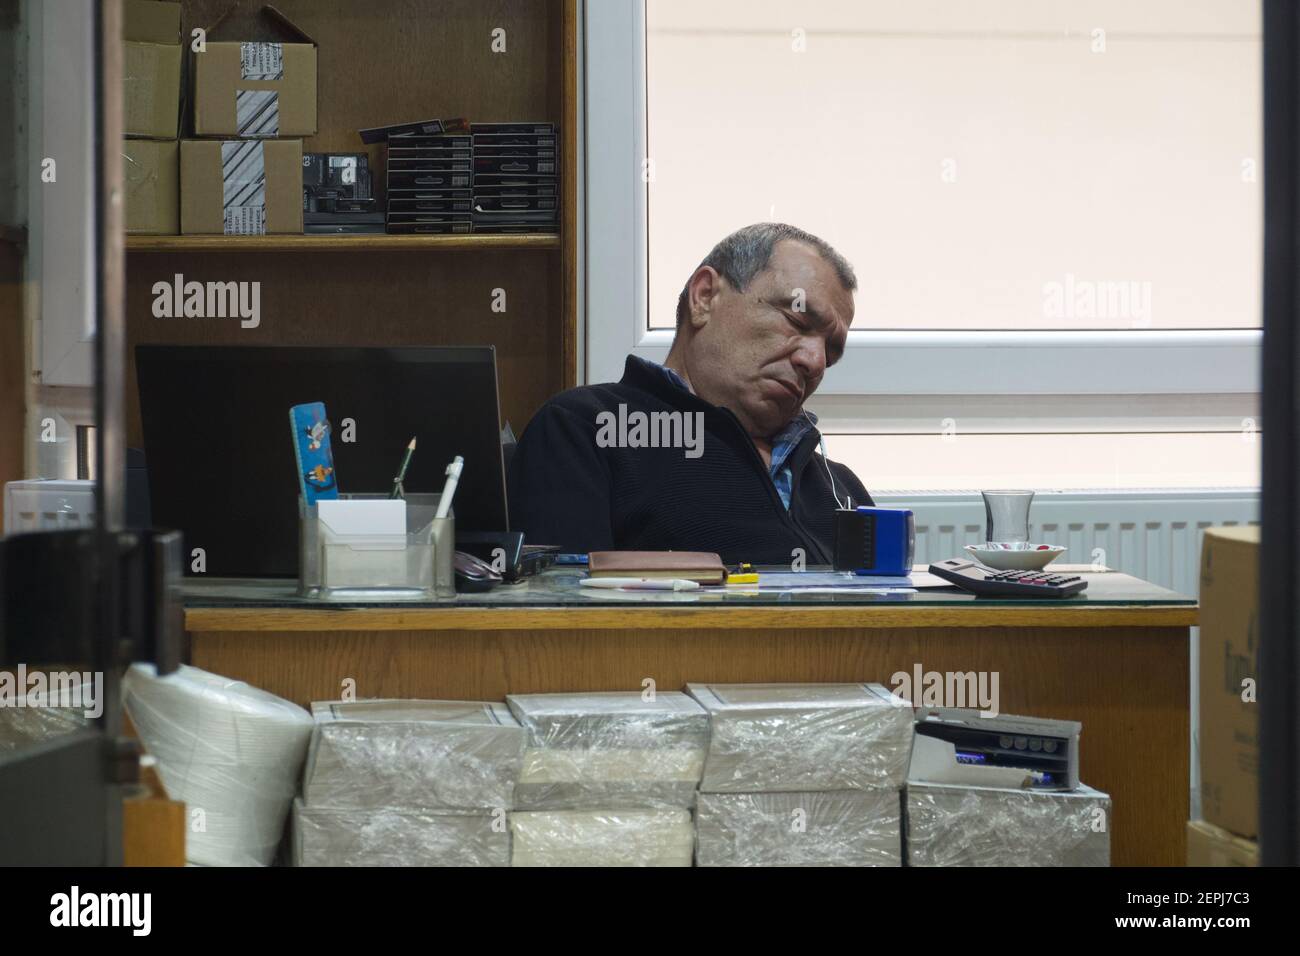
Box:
(136, 345), (508, 578)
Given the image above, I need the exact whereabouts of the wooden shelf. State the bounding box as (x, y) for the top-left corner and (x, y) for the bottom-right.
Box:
(126, 234), (560, 252)
(124, 0), (579, 447)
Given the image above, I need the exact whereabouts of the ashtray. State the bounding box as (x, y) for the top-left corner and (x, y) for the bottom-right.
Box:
(964, 542), (1066, 571)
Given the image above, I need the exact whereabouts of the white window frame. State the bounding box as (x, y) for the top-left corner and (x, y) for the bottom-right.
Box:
(583, 0), (1260, 423)
(27, 0), (97, 389)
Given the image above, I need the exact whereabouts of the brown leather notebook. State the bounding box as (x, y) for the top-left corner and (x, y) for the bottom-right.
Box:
(587, 551), (727, 584)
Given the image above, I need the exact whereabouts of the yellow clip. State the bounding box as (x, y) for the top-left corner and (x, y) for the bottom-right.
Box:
(727, 563), (759, 585)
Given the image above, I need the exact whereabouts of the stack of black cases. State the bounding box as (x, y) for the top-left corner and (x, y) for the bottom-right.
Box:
(384, 132), (474, 235)
(471, 122), (558, 235)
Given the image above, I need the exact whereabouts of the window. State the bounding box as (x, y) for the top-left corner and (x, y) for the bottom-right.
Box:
(585, 0), (1261, 489)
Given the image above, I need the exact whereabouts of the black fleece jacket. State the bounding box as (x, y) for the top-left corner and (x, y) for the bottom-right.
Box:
(507, 356), (873, 565)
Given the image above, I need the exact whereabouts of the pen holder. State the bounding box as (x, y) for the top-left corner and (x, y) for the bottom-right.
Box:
(298, 493), (455, 598)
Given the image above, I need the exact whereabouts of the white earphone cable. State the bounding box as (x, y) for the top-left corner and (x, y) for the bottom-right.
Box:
(803, 411), (851, 511)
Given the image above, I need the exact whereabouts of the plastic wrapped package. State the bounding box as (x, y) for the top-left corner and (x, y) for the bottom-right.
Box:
(905, 782), (1111, 866)
(0, 678), (92, 751)
(509, 809), (694, 866)
(302, 699), (527, 811)
(122, 663), (314, 867)
(686, 682), (915, 792)
(695, 790), (903, 866)
(515, 749), (705, 810)
(292, 799), (510, 866)
(507, 691), (708, 809)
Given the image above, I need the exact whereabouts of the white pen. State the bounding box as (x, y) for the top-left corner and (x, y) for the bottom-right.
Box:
(579, 577), (701, 591)
(434, 455), (464, 519)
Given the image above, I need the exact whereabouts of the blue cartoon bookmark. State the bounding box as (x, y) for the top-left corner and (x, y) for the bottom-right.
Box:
(290, 402), (339, 504)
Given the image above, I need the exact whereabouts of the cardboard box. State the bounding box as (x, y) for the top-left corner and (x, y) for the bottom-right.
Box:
(301, 699), (526, 811)
(124, 139), (179, 234)
(686, 682), (915, 792)
(122, 762), (185, 867)
(509, 810), (693, 867)
(181, 138), (303, 235)
(507, 691), (709, 811)
(905, 781), (1111, 866)
(696, 790), (902, 867)
(193, 8), (317, 137)
(292, 800), (509, 867)
(124, 41), (181, 138)
(1198, 525), (1260, 839)
(1186, 818), (1258, 867)
(124, 0), (180, 45)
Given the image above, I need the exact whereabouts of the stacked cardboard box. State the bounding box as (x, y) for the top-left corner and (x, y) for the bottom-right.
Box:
(1186, 819), (1259, 867)
(688, 682), (913, 866)
(1190, 526), (1260, 865)
(123, 0), (181, 234)
(181, 5), (314, 234)
(505, 692), (706, 866)
(293, 700), (525, 866)
(906, 782), (1111, 866)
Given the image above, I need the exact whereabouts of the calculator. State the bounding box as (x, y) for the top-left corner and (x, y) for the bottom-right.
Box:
(928, 558), (1088, 598)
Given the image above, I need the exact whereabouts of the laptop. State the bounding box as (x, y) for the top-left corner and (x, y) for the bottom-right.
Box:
(135, 345), (508, 578)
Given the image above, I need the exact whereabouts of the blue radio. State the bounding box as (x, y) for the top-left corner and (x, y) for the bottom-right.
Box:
(832, 507), (915, 576)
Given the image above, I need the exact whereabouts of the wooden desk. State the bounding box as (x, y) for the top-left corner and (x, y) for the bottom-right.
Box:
(184, 568), (1196, 866)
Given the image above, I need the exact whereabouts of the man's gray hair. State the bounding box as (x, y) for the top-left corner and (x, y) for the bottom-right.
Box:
(675, 222), (857, 328)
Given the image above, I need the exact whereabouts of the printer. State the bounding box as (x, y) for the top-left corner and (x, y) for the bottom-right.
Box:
(908, 707), (1081, 791)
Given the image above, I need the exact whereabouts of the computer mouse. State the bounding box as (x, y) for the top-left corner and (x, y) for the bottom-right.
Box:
(454, 550), (502, 593)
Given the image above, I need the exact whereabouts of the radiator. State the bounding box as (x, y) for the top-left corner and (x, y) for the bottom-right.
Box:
(873, 486), (1260, 819)
(871, 488), (1260, 599)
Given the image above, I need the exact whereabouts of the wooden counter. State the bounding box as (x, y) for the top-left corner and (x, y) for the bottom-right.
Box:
(184, 568), (1195, 866)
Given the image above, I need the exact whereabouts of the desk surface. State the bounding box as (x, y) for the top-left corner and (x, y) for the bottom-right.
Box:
(183, 565), (1197, 631)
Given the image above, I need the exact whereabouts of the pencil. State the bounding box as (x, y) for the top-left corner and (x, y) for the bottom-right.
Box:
(389, 437), (416, 499)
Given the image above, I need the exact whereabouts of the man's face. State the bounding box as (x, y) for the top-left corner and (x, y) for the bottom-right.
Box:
(684, 240), (854, 438)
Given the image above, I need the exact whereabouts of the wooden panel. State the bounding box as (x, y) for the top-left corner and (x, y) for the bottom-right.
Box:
(0, 240), (24, 488)
(190, 623), (1191, 866)
(185, 602), (1199, 632)
(123, 762), (186, 866)
(125, 248), (561, 447)
(123, 797), (186, 866)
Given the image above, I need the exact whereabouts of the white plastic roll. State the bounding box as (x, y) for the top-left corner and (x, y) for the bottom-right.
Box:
(123, 664), (314, 867)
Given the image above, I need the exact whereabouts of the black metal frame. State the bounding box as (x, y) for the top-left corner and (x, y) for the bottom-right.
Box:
(0, 0), (182, 867)
(1261, 0), (1300, 867)
(93, 0), (127, 869)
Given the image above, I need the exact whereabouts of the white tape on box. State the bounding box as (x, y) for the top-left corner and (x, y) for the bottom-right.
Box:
(235, 89), (279, 137)
(240, 41), (284, 80)
(221, 140), (267, 235)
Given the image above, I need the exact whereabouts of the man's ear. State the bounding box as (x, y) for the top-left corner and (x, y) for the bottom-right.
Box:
(687, 266), (721, 331)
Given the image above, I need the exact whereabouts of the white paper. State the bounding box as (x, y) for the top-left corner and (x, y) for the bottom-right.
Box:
(317, 499), (405, 536)
(240, 42), (285, 81)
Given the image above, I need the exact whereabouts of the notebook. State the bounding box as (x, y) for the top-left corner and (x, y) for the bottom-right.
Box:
(586, 551), (726, 585)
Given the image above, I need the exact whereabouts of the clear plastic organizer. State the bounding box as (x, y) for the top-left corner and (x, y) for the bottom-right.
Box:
(299, 493), (454, 598)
